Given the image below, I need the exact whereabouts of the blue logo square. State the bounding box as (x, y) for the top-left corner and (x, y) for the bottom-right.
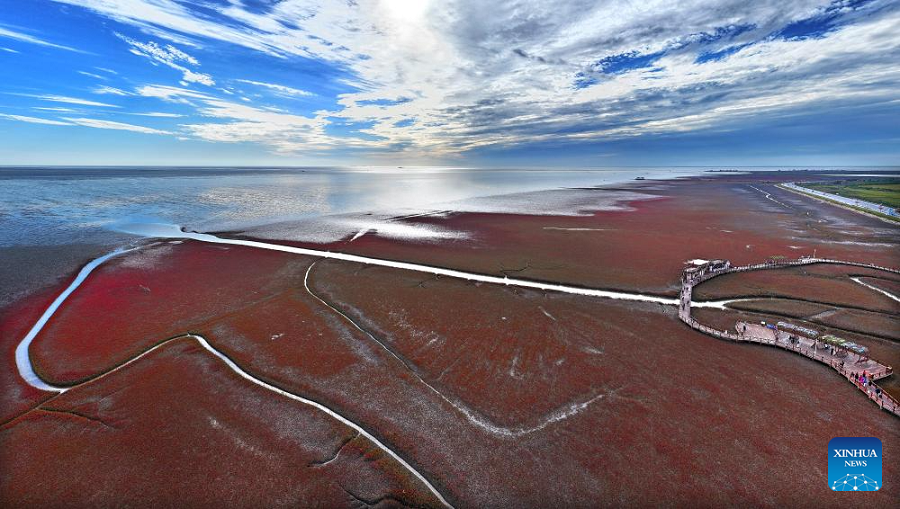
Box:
(828, 437), (882, 491)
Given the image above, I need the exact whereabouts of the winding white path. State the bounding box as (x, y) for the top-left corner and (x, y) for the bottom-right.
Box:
(118, 223), (680, 306)
(13, 254), (455, 507)
(15, 247), (135, 393)
(303, 262), (614, 438)
(748, 185), (792, 210)
(15, 221), (720, 398)
(191, 334), (454, 508)
(851, 277), (900, 304)
(17, 331), (455, 508)
(14, 223), (683, 509)
(16, 222), (899, 505)
(689, 297), (755, 310)
(29, 222), (825, 505)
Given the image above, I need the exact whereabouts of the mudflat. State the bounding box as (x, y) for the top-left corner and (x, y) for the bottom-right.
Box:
(2, 171), (898, 507)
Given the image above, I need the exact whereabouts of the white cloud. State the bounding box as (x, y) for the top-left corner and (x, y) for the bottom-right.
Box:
(132, 84), (330, 151)
(1, 46), (20, 53)
(33, 106), (77, 112)
(0, 113), (71, 126)
(175, 92), (329, 149)
(62, 117), (171, 134)
(116, 33), (214, 86)
(22, 94), (119, 107)
(136, 84), (214, 103)
(131, 111), (183, 117)
(95, 67), (118, 74)
(235, 79), (313, 97)
(0, 26), (83, 52)
(49, 0), (900, 157)
(1, 110), (172, 136)
(78, 71), (107, 80)
(93, 86), (132, 96)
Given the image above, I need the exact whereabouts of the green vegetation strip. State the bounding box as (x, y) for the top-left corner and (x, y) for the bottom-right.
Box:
(802, 179), (900, 209)
(780, 184), (900, 223)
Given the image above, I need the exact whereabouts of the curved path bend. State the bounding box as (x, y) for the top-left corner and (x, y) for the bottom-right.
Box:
(679, 258), (899, 417)
(14, 251), (455, 508)
(14, 223), (702, 508)
(13, 224), (900, 506)
(303, 261), (614, 438)
(12, 224), (686, 509)
(852, 276), (900, 304)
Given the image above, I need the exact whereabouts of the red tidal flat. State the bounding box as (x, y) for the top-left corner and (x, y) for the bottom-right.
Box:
(269, 177), (899, 296)
(858, 276), (900, 297)
(690, 263), (900, 393)
(691, 302), (900, 397)
(310, 259), (662, 426)
(30, 241), (315, 385)
(196, 259), (898, 507)
(4, 174), (898, 507)
(0, 286), (61, 423)
(0, 338), (441, 508)
(316, 265), (899, 506)
(816, 309), (899, 341)
(694, 265), (900, 314)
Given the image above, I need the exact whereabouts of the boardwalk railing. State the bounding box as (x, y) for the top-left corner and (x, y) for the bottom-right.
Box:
(679, 257), (899, 418)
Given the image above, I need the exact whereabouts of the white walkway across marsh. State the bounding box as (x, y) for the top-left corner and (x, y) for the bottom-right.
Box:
(15, 223), (899, 506)
(117, 223), (680, 305)
(15, 223), (689, 509)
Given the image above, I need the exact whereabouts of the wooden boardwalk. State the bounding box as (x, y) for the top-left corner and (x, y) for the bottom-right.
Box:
(679, 257), (899, 418)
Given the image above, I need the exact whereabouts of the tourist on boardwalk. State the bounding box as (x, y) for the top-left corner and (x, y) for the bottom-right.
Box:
(680, 257), (898, 418)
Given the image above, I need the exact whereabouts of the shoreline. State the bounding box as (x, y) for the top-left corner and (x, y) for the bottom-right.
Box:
(0, 243), (115, 310)
(2, 169), (898, 507)
(4, 169), (898, 314)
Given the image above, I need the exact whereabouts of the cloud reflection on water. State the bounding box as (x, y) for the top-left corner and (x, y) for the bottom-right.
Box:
(0, 167), (699, 247)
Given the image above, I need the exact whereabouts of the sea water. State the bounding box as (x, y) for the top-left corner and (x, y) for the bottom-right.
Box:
(0, 166), (706, 247)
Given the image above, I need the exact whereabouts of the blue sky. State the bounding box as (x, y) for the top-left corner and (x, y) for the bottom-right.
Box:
(0, 0), (898, 167)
